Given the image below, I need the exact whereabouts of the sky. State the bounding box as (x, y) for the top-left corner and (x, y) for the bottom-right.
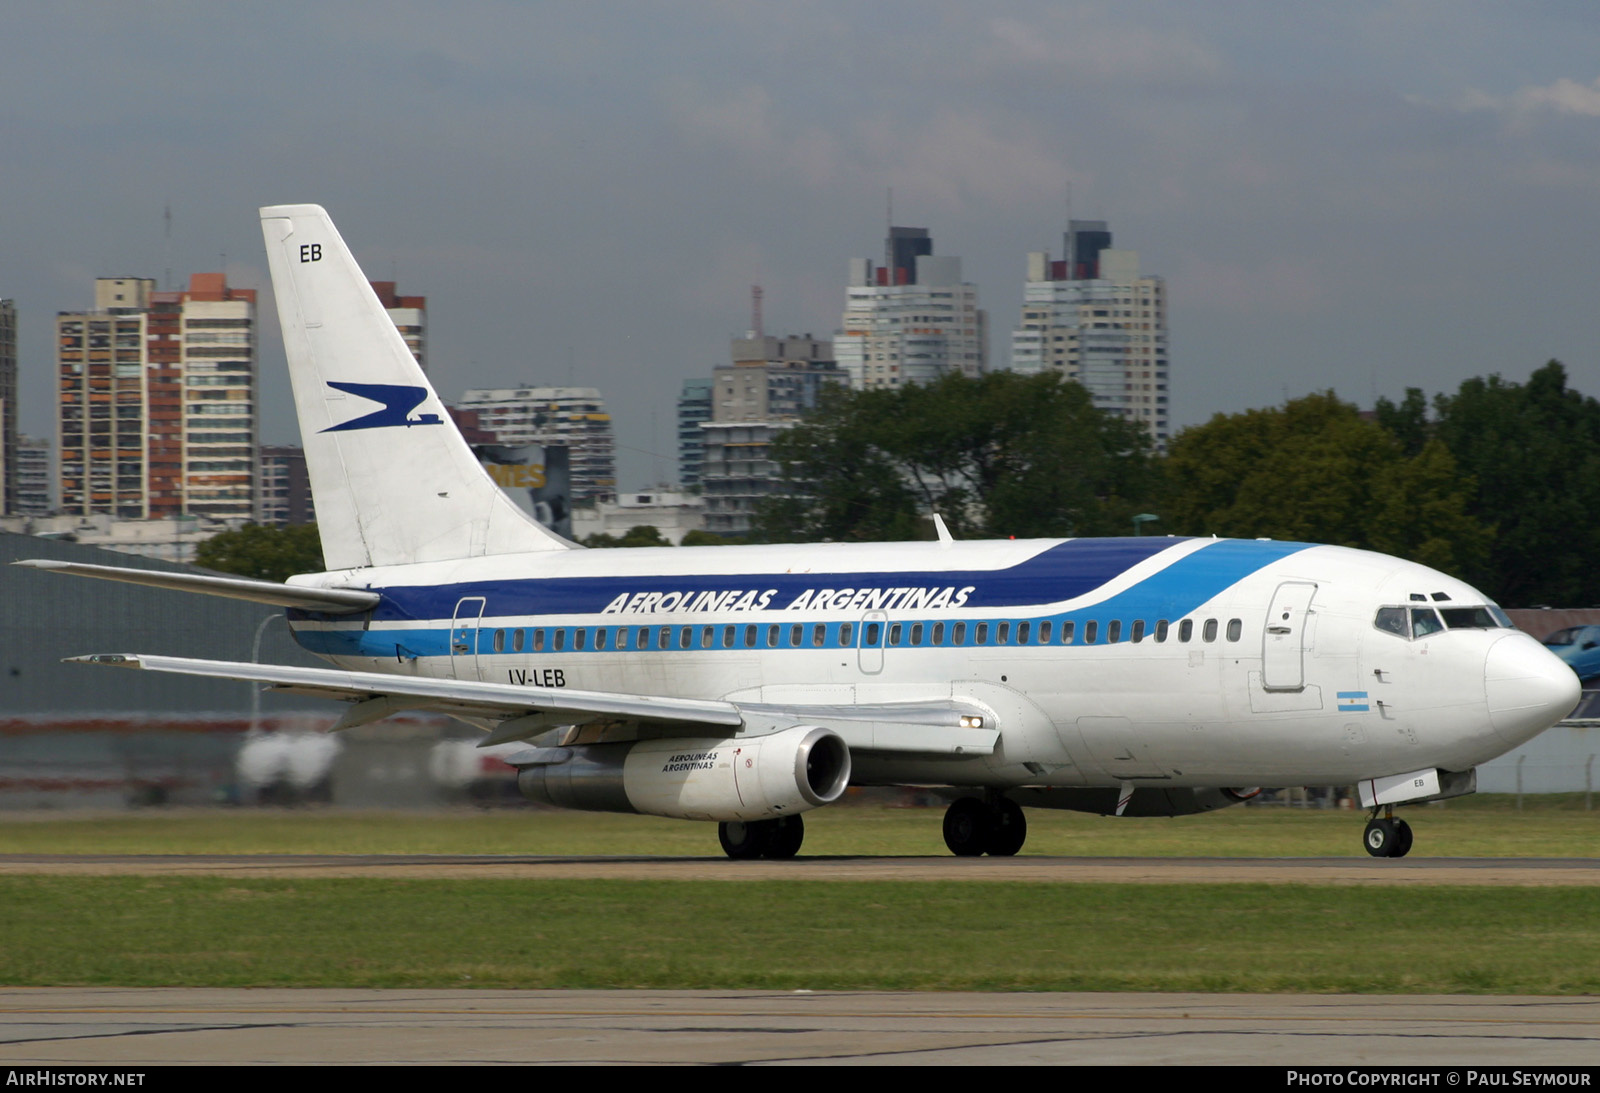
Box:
(3, 1), (1599, 489)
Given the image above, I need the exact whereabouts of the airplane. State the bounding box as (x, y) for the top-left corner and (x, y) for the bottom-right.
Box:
(16, 204), (1581, 861)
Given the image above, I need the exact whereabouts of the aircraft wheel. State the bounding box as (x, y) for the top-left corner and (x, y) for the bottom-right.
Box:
(762, 815), (805, 859)
(985, 798), (1027, 857)
(719, 819), (772, 859)
(943, 797), (992, 857)
(1390, 818), (1414, 859)
(1363, 818), (1397, 858)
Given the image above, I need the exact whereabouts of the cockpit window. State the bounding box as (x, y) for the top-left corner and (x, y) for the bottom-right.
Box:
(1411, 608), (1444, 638)
(1440, 607), (1512, 630)
(1378, 604), (1513, 639)
(1374, 607), (1408, 637)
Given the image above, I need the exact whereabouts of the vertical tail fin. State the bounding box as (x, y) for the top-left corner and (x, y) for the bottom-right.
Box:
(260, 204), (571, 569)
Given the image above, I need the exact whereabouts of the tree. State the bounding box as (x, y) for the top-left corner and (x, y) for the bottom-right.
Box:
(581, 525), (673, 549)
(1426, 362), (1600, 605)
(195, 524), (325, 582)
(1163, 393), (1490, 577)
(679, 529), (741, 546)
(757, 372), (1157, 542)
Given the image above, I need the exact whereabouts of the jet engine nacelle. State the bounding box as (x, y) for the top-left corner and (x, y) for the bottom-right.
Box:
(515, 725), (851, 822)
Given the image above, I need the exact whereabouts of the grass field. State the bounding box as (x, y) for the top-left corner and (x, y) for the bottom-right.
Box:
(1, 795), (1596, 858)
(3, 800), (1595, 994)
(3, 876), (1598, 994)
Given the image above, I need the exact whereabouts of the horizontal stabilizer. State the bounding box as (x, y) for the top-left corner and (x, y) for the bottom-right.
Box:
(14, 560), (378, 613)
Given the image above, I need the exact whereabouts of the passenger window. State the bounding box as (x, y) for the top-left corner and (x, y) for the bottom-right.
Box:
(1178, 619), (1192, 642)
(933, 622), (946, 644)
(493, 629), (505, 653)
(595, 629), (608, 650)
(813, 624), (826, 647)
(744, 624), (757, 648)
(534, 629), (546, 651)
(953, 622), (967, 644)
(1155, 620), (1168, 643)
(866, 622), (881, 645)
(1061, 621), (1075, 644)
(662, 626), (674, 649)
(839, 623), (852, 645)
(1085, 620), (1098, 644)
(1131, 620), (1145, 643)
(1039, 621), (1052, 643)
(638, 628), (652, 649)
(679, 627), (692, 649)
(575, 629), (587, 651)
(768, 624), (780, 647)
(1107, 620), (1122, 643)
(513, 629), (525, 653)
(976, 623), (989, 644)
(1019, 621), (1031, 644)
(1226, 618), (1242, 642)
(722, 625), (735, 648)
(701, 626), (714, 649)
(890, 623), (903, 646)
(554, 629), (566, 651)
(911, 623), (923, 645)
(615, 628), (628, 650)
(790, 624), (803, 646)
(998, 622), (1011, 644)
(1203, 619), (1218, 643)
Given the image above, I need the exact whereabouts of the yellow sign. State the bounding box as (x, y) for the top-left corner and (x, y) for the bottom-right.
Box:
(485, 463), (547, 489)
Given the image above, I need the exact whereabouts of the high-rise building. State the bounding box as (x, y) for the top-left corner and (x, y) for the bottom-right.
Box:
(369, 281), (426, 372)
(1008, 220), (1169, 447)
(698, 333), (841, 537)
(13, 436), (51, 516)
(57, 274), (257, 520)
(1, 298), (16, 514)
(455, 386), (616, 501)
(259, 445), (314, 527)
(676, 378), (712, 488)
(835, 227), (986, 390)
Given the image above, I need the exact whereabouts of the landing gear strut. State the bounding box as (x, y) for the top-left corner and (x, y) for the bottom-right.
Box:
(718, 815), (805, 860)
(942, 796), (1028, 857)
(1363, 809), (1414, 858)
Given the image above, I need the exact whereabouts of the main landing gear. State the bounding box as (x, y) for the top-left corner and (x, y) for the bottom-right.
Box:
(943, 796), (1028, 857)
(1363, 809), (1414, 858)
(718, 815), (805, 859)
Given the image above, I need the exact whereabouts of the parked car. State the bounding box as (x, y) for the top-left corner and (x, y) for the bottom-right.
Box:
(1542, 626), (1600, 681)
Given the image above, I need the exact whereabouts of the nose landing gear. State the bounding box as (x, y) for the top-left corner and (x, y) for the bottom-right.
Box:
(1363, 809), (1414, 858)
(943, 796), (1028, 856)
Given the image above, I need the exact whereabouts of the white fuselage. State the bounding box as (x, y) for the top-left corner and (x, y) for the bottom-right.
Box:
(285, 535), (1578, 792)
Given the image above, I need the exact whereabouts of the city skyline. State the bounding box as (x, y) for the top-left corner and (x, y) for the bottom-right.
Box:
(2, 4), (1598, 490)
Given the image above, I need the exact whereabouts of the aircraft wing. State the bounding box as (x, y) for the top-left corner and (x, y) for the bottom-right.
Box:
(68, 653), (998, 755)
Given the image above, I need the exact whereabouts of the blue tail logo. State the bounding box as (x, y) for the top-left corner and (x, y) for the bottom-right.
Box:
(321, 382), (444, 432)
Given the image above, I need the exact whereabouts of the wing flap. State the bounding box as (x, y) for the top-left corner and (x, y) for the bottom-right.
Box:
(69, 654), (744, 728)
(67, 654), (999, 755)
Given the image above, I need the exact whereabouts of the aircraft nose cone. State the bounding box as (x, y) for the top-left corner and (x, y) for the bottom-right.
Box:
(1484, 633), (1580, 746)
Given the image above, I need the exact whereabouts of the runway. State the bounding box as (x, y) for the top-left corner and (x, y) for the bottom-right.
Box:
(2, 852), (1598, 884)
(3, 855), (1596, 1065)
(1, 988), (1598, 1065)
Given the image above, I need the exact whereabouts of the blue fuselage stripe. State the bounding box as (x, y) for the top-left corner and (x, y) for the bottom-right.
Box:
(290, 538), (1314, 661)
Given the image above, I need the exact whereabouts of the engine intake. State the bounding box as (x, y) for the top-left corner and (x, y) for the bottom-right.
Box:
(515, 725), (851, 822)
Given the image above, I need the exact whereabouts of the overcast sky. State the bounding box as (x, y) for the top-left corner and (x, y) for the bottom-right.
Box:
(3, 2), (1598, 488)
